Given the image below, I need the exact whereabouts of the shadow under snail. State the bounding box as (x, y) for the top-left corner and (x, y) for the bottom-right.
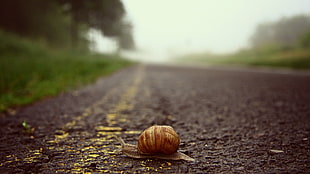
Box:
(115, 125), (194, 161)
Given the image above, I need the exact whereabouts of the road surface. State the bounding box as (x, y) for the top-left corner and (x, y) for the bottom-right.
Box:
(1, 64), (310, 173)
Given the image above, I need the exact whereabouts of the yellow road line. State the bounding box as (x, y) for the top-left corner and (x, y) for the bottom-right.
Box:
(51, 66), (145, 142)
(106, 65), (144, 126)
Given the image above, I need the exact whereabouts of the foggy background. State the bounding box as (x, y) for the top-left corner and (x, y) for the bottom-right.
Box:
(1, 0), (310, 111)
(90, 0), (310, 62)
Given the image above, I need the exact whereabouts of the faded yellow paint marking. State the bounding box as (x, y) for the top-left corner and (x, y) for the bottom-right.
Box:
(97, 131), (122, 136)
(54, 132), (69, 143)
(81, 146), (95, 152)
(106, 65), (144, 126)
(64, 120), (76, 128)
(124, 130), (141, 134)
(49, 84), (122, 146)
(95, 126), (123, 131)
(106, 113), (119, 126)
(88, 154), (100, 158)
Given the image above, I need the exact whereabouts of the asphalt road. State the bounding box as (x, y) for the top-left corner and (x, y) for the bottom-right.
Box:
(1, 64), (310, 173)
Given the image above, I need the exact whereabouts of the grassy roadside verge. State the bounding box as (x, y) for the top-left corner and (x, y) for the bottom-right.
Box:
(0, 31), (134, 112)
(175, 47), (310, 70)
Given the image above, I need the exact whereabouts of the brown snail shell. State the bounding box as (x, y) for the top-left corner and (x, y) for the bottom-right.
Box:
(138, 125), (180, 155)
(115, 125), (194, 162)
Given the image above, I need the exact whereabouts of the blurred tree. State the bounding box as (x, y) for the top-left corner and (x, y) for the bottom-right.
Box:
(58, 0), (134, 50)
(298, 29), (310, 48)
(250, 15), (310, 49)
(117, 20), (135, 50)
(0, 0), (71, 48)
(0, 0), (135, 50)
(250, 22), (275, 47)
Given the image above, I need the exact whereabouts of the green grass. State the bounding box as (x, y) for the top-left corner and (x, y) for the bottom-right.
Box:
(216, 47), (310, 69)
(0, 31), (134, 112)
(175, 46), (310, 70)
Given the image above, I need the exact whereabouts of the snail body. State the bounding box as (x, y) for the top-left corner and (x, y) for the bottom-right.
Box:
(115, 125), (194, 162)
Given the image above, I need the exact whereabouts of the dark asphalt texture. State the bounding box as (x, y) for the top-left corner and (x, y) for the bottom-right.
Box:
(0, 64), (310, 173)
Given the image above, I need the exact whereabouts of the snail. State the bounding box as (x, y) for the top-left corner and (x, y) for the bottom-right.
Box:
(115, 125), (194, 161)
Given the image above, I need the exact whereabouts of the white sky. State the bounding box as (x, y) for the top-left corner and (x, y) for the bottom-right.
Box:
(91, 0), (310, 62)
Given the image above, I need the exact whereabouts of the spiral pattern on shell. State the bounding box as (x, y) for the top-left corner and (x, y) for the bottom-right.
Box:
(137, 125), (180, 155)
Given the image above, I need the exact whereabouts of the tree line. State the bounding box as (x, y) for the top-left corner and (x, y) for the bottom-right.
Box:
(250, 14), (310, 49)
(0, 0), (135, 51)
